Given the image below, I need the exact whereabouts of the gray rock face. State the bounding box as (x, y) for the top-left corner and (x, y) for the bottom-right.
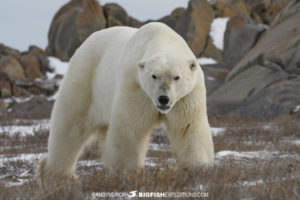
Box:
(233, 77), (300, 118)
(8, 96), (54, 119)
(202, 63), (229, 95)
(208, 65), (289, 114)
(222, 14), (265, 69)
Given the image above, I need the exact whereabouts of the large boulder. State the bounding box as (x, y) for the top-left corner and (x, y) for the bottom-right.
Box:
(246, 0), (291, 24)
(226, 1), (300, 81)
(202, 36), (223, 62)
(212, 0), (250, 18)
(175, 0), (214, 57)
(202, 63), (229, 95)
(222, 14), (265, 69)
(232, 77), (300, 118)
(208, 65), (289, 114)
(47, 0), (106, 61)
(8, 96), (54, 119)
(158, 7), (185, 30)
(103, 3), (142, 28)
(27, 45), (50, 75)
(0, 56), (25, 81)
(18, 54), (41, 80)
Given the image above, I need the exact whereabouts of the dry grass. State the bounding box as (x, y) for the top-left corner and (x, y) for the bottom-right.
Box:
(0, 116), (299, 199)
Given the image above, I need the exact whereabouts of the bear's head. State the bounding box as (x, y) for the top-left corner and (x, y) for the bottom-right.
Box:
(137, 53), (199, 114)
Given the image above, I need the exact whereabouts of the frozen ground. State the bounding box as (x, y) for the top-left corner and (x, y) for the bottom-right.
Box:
(0, 118), (299, 199)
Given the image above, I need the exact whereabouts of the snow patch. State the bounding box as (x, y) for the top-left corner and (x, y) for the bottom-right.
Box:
(0, 120), (50, 137)
(241, 179), (264, 187)
(47, 56), (69, 78)
(293, 105), (300, 112)
(209, 17), (229, 50)
(198, 57), (217, 65)
(211, 127), (226, 137)
(0, 153), (45, 167)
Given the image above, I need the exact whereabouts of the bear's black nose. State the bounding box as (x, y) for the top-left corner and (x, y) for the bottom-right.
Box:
(158, 96), (170, 105)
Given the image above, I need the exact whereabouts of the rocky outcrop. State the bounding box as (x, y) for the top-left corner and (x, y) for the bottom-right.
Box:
(0, 44), (53, 99)
(207, 0), (300, 119)
(47, 0), (106, 61)
(0, 56), (25, 81)
(226, 6), (300, 81)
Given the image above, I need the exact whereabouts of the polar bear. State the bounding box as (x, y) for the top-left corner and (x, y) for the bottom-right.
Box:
(37, 22), (214, 179)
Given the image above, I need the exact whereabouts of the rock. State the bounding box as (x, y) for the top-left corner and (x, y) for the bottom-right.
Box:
(159, 7), (185, 30)
(18, 55), (41, 80)
(28, 45), (50, 75)
(212, 0), (250, 18)
(104, 3), (129, 27)
(0, 56), (25, 80)
(208, 65), (289, 114)
(226, 4), (300, 81)
(0, 99), (7, 119)
(47, 0), (106, 61)
(222, 14), (265, 69)
(202, 63), (229, 95)
(0, 43), (20, 58)
(8, 96), (54, 119)
(104, 3), (142, 28)
(13, 85), (31, 97)
(247, 0), (291, 24)
(175, 0), (214, 57)
(202, 36), (223, 62)
(232, 77), (300, 119)
(0, 81), (12, 97)
(271, 0), (300, 26)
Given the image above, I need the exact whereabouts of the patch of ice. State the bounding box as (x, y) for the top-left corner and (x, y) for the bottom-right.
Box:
(215, 150), (281, 159)
(211, 127), (226, 137)
(13, 96), (34, 103)
(207, 76), (216, 81)
(209, 17), (230, 50)
(47, 56), (69, 78)
(293, 105), (300, 112)
(198, 57), (217, 65)
(241, 179), (264, 187)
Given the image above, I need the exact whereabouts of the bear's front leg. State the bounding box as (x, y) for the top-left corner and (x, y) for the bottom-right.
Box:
(166, 100), (214, 168)
(102, 88), (158, 173)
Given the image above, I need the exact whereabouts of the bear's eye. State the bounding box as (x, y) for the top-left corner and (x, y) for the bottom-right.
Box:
(174, 76), (180, 81)
(152, 75), (157, 80)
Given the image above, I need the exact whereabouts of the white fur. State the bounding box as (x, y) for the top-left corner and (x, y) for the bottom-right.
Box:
(37, 22), (214, 178)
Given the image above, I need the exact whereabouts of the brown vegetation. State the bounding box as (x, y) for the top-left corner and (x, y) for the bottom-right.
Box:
(0, 116), (299, 199)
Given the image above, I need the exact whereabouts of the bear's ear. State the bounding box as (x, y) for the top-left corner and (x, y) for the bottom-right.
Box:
(188, 59), (197, 71)
(137, 60), (146, 69)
